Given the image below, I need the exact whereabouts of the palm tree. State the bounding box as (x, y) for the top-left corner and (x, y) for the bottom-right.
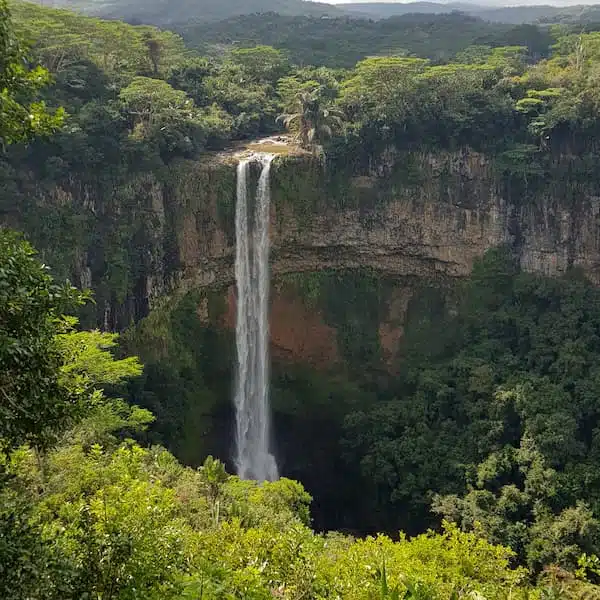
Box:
(277, 87), (344, 151)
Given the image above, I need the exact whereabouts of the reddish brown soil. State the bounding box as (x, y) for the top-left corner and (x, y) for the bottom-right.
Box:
(222, 286), (339, 367)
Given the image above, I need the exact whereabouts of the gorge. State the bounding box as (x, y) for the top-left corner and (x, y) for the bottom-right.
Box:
(8, 146), (600, 533)
(17, 147), (600, 326)
(9, 1), (600, 594)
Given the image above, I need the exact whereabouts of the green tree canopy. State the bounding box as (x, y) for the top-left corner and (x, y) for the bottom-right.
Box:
(230, 45), (289, 84)
(119, 76), (208, 155)
(0, 231), (86, 449)
(277, 86), (344, 150)
(0, 0), (63, 147)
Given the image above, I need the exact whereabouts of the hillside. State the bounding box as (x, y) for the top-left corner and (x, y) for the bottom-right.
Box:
(28, 0), (344, 24)
(180, 12), (554, 67)
(28, 0), (600, 26)
(342, 1), (600, 24)
(341, 1), (482, 18)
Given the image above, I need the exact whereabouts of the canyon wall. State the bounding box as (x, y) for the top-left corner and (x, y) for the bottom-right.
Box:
(167, 149), (600, 301)
(5, 146), (600, 338)
(8, 146), (600, 478)
(149, 149), (600, 369)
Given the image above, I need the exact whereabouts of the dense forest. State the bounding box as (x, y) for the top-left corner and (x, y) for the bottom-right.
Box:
(27, 0), (344, 24)
(341, 2), (600, 24)
(179, 13), (556, 67)
(25, 0), (600, 26)
(5, 0), (600, 598)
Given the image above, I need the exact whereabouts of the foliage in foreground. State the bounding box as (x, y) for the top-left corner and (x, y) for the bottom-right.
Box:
(5, 3), (600, 597)
(1, 230), (594, 600)
(0, 231), (86, 450)
(0, 439), (550, 600)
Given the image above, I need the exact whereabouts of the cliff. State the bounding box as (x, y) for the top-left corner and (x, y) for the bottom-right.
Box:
(5, 146), (600, 332)
(9, 145), (598, 483)
(162, 149), (600, 296)
(172, 148), (600, 369)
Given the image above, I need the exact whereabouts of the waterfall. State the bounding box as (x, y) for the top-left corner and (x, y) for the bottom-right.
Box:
(233, 154), (278, 482)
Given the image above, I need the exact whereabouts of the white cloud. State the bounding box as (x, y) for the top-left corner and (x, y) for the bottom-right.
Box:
(318, 0), (600, 5)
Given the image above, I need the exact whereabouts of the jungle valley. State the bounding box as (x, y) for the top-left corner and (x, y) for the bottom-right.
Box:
(4, 0), (600, 597)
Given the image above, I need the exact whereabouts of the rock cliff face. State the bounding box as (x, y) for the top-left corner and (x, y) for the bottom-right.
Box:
(170, 150), (600, 301)
(128, 148), (597, 368)
(6, 147), (600, 338)
(14, 145), (599, 471)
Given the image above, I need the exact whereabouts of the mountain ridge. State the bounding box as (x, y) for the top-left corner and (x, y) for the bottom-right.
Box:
(341, 1), (600, 23)
(26, 0), (346, 24)
(26, 0), (600, 25)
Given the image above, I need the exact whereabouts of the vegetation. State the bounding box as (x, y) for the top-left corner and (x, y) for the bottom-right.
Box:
(277, 86), (344, 150)
(8, 0), (599, 171)
(0, 232), (86, 450)
(27, 0), (343, 25)
(342, 2), (600, 25)
(6, 1), (600, 597)
(343, 251), (600, 552)
(0, 0), (63, 146)
(2, 229), (598, 600)
(181, 12), (555, 68)
(24, 0), (600, 28)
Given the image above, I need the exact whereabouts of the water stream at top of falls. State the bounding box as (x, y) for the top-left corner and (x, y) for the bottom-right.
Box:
(233, 154), (279, 482)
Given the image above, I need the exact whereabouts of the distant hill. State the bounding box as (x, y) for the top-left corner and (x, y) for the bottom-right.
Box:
(341, 2), (600, 24)
(180, 11), (555, 67)
(341, 2), (477, 19)
(28, 0), (345, 25)
(27, 0), (600, 27)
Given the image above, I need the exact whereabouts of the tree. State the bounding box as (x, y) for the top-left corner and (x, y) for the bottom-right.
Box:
(433, 440), (600, 572)
(0, 483), (73, 600)
(10, 2), (188, 80)
(25, 443), (196, 600)
(277, 68), (341, 112)
(0, 230), (87, 450)
(277, 87), (344, 151)
(0, 233), (149, 598)
(454, 45), (493, 64)
(142, 31), (163, 76)
(119, 76), (207, 156)
(230, 45), (289, 85)
(0, 0), (63, 147)
(119, 76), (192, 130)
(339, 56), (428, 124)
(167, 57), (214, 106)
(202, 61), (279, 137)
(198, 455), (228, 526)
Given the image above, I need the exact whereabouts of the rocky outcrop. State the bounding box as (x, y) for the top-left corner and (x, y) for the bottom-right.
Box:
(7, 147), (600, 332)
(170, 149), (600, 301)
(218, 285), (339, 366)
(144, 148), (598, 368)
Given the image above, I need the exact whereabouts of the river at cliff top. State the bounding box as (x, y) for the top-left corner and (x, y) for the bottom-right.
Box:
(218, 135), (309, 160)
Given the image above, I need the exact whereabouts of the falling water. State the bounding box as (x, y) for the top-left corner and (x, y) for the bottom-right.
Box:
(234, 154), (279, 482)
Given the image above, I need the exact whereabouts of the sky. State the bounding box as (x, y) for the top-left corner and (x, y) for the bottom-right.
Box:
(322, 0), (599, 4)
(322, 0), (459, 3)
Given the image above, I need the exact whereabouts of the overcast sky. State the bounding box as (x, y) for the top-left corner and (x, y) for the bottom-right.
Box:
(323, 0), (600, 4)
(322, 0), (461, 3)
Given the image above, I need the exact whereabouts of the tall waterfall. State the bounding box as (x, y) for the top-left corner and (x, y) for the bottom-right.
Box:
(233, 155), (279, 482)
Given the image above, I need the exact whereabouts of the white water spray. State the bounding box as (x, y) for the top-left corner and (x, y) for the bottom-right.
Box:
(234, 155), (278, 482)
